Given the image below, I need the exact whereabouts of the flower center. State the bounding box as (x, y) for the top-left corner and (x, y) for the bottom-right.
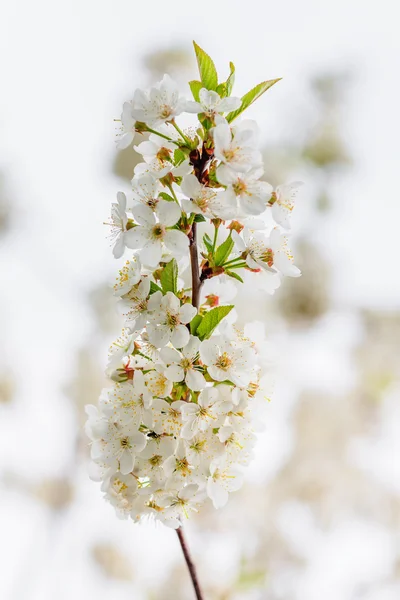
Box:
(176, 457), (191, 476)
(223, 147), (238, 162)
(181, 357), (192, 370)
(149, 455), (162, 467)
(260, 248), (274, 267)
(151, 224), (165, 239)
(160, 105), (173, 119)
(233, 179), (247, 195)
(166, 311), (180, 328)
(120, 437), (131, 449)
(215, 352), (233, 371)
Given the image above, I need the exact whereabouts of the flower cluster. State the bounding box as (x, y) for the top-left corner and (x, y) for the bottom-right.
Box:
(86, 42), (302, 528)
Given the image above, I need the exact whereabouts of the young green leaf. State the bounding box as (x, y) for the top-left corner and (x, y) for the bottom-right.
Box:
(158, 192), (176, 202)
(189, 80), (203, 102)
(149, 281), (163, 294)
(196, 305), (234, 340)
(226, 78), (281, 123)
(214, 235), (234, 266)
(160, 258), (178, 294)
(193, 214), (206, 223)
(225, 270), (244, 283)
(190, 314), (203, 335)
(193, 41), (218, 91)
(203, 233), (213, 254)
(174, 148), (186, 166)
(225, 62), (236, 96)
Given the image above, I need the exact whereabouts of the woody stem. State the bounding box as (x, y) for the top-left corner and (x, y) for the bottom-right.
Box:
(176, 527), (205, 600)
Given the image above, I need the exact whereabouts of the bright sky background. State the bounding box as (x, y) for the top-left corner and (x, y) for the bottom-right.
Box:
(0, 1), (399, 599)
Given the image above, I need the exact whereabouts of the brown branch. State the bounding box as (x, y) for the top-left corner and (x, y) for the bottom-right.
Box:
(189, 221), (202, 310)
(176, 527), (205, 600)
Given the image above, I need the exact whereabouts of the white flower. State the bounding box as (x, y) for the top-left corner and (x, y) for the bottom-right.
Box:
(113, 256), (141, 296)
(160, 336), (206, 391)
(190, 88), (241, 120)
(134, 129), (178, 177)
(217, 164), (273, 216)
(185, 430), (225, 469)
(104, 472), (138, 518)
(125, 202), (187, 267)
(135, 157), (192, 180)
(200, 335), (257, 387)
(131, 173), (162, 211)
(200, 277), (237, 307)
(161, 484), (203, 526)
(181, 174), (236, 219)
(271, 181), (303, 229)
(113, 372), (154, 430)
(217, 424), (256, 466)
(180, 387), (232, 440)
(145, 363), (173, 398)
(163, 441), (194, 483)
(131, 75), (198, 126)
(108, 192), (131, 258)
(151, 399), (185, 436)
(118, 277), (152, 331)
(116, 101), (137, 149)
(213, 120), (262, 173)
(96, 422), (147, 475)
(232, 227), (301, 277)
(206, 458), (244, 508)
(147, 292), (197, 349)
(136, 435), (177, 477)
(106, 330), (136, 375)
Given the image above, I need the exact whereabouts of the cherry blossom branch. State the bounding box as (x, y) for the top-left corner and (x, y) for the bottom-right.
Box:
(189, 221), (202, 310)
(176, 527), (205, 600)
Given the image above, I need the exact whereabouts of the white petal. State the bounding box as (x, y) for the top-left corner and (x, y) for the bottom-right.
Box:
(140, 241), (162, 267)
(164, 230), (189, 255)
(182, 335), (200, 359)
(160, 347), (181, 364)
(181, 174), (202, 199)
(171, 325), (190, 349)
(216, 164), (237, 186)
(165, 364), (185, 382)
(179, 303), (197, 324)
(147, 324), (171, 347)
(185, 369), (206, 391)
(132, 203), (155, 226)
(124, 226), (149, 249)
(113, 235), (125, 259)
(207, 478), (228, 509)
(218, 96), (242, 112)
(119, 449), (134, 475)
(199, 339), (219, 365)
(156, 199), (181, 227)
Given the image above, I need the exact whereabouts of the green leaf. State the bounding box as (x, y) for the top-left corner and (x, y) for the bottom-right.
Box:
(225, 62), (236, 96)
(149, 281), (163, 294)
(226, 78), (281, 123)
(174, 148), (186, 166)
(196, 305), (234, 340)
(160, 259), (178, 294)
(203, 233), (213, 254)
(158, 192), (175, 202)
(193, 213), (206, 223)
(189, 80), (203, 102)
(216, 83), (227, 97)
(225, 270), (244, 283)
(193, 41), (218, 91)
(214, 235), (234, 266)
(190, 314), (203, 335)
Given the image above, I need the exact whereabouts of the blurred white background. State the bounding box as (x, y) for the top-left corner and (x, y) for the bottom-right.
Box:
(0, 1), (399, 599)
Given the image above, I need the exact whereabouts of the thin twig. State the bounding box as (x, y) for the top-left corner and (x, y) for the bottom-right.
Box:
(176, 527), (205, 600)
